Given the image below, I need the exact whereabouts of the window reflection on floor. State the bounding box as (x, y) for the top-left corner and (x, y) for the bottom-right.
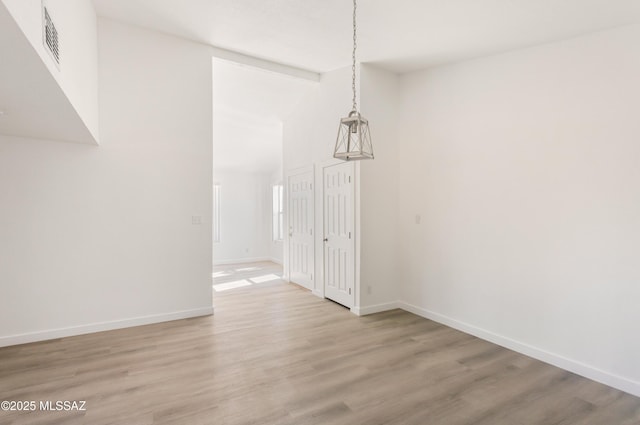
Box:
(249, 274), (280, 284)
(213, 279), (252, 292)
(212, 261), (283, 293)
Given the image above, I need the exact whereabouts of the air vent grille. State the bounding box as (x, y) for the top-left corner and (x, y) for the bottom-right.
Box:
(43, 6), (60, 66)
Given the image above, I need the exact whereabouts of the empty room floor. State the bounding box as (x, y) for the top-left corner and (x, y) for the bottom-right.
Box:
(1, 265), (639, 424)
(212, 261), (283, 294)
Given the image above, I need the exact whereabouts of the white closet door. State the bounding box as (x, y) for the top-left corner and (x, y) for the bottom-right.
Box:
(323, 162), (354, 308)
(288, 171), (314, 289)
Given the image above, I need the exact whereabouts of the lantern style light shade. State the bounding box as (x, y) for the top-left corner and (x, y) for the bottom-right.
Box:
(334, 110), (374, 160)
(333, 0), (374, 162)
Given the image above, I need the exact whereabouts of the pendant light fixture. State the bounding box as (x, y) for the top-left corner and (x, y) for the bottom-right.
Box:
(333, 0), (374, 161)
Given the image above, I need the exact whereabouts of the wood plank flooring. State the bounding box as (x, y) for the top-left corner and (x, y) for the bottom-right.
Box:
(1, 261), (639, 424)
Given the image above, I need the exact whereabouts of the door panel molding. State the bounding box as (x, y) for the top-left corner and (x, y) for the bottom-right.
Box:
(286, 166), (314, 290)
(322, 161), (355, 308)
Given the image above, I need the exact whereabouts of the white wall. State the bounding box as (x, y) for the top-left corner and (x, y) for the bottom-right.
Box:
(284, 67), (353, 170)
(284, 66), (353, 297)
(359, 65), (401, 310)
(0, 18), (213, 346)
(283, 65), (400, 310)
(1, 0), (99, 142)
(397, 24), (640, 396)
(213, 170), (272, 264)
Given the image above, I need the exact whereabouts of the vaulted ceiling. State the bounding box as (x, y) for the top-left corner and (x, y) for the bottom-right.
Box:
(93, 0), (640, 73)
(92, 0), (640, 172)
(212, 60), (314, 172)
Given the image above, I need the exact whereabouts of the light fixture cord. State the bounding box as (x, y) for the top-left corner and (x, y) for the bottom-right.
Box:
(352, 0), (357, 112)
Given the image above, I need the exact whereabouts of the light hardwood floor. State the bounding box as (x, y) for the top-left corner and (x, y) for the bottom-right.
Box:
(1, 262), (639, 425)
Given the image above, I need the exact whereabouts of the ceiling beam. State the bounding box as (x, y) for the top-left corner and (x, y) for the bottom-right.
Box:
(208, 45), (320, 82)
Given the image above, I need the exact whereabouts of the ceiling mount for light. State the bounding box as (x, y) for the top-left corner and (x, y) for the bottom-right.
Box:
(333, 0), (374, 161)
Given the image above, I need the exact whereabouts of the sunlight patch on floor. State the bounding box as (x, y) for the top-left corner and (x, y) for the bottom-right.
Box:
(236, 267), (261, 272)
(213, 280), (252, 292)
(212, 262), (283, 293)
(249, 274), (280, 284)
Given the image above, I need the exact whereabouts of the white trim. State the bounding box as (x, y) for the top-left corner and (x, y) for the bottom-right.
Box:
(351, 301), (401, 316)
(210, 50), (320, 82)
(399, 302), (640, 398)
(269, 257), (283, 266)
(353, 162), (361, 315)
(313, 162), (325, 298)
(272, 183), (285, 242)
(289, 279), (313, 291)
(312, 289), (324, 299)
(214, 257), (271, 266)
(0, 307), (214, 348)
(212, 183), (221, 244)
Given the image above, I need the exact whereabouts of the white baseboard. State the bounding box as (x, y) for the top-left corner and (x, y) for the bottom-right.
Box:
(312, 289), (324, 299)
(352, 301), (401, 316)
(289, 280), (313, 291)
(0, 307), (214, 348)
(214, 257), (270, 266)
(269, 257), (283, 266)
(399, 302), (640, 398)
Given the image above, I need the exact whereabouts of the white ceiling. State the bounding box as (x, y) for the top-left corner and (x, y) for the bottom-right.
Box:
(93, 0), (640, 73)
(93, 0), (640, 173)
(212, 59), (314, 173)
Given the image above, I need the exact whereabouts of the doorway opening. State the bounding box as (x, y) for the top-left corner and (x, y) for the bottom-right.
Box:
(211, 58), (314, 295)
